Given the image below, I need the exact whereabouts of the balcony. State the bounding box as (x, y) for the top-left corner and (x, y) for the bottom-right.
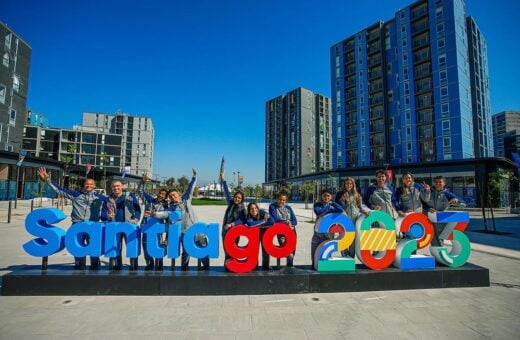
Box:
(413, 47), (431, 65)
(367, 30), (380, 42)
(368, 55), (382, 67)
(367, 42), (381, 55)
(411, 5), (428, 21)
(411, 19), (429, 35)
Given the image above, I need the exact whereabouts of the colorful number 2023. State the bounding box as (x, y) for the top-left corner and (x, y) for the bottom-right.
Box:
(315, 211), (471, 271)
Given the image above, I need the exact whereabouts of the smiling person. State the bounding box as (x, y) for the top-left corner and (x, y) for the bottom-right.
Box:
(246, 202), (274, 270)
(363, 169), (400, 220)
(37, 167), (108, 270)
(167, 168), (207, 271)
(220, 170), (247, 265)
(269, 190), (297, 267)
(312, 188), (345, 268)
(396, 172), (431, 217)
(106, 179), (141, 270)
(137, 174), (169, 270)
(425, 175), (459, 247)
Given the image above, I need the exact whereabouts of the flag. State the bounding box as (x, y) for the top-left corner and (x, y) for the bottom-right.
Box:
(219, 156), (225, 183)
(85, 163), (93, 176)
(16, 149), (28, 167)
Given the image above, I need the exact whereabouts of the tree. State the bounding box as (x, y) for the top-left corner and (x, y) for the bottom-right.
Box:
(300, 181), (316, 209)
(253, 184), (263, 202)
(485, 169), (517, 233)
(244, 185), (254, 203)
(60, 143), (76, 188)
(165, 177), (175, 188)
(177, 176), (189, 193)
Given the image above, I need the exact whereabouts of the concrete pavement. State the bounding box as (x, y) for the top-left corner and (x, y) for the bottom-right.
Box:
(0, 199), (519, 339)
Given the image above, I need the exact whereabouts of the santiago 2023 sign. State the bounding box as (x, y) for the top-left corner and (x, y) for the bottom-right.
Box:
(22, 208), (471, 273)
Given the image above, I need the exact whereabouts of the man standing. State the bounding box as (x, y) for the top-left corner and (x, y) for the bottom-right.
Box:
(137, 175), (169, 270)
(106, 180), (141, 270)
(363, 169), (400, 219)
(167, 168), (208, 271)
(37, 167), (108, 270)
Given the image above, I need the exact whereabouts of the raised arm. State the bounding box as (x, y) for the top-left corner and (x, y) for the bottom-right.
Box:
(182, 168), (197, 201)
(38, 167), (79, 200)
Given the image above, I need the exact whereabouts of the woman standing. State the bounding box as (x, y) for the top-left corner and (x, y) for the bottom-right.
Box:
(335, 178), (369, 257)
(396, 172), (431, 216)
(246, 202), (274, 270)
(220, 171), (246, 263)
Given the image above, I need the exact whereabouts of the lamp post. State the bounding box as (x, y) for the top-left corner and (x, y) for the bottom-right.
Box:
(237, 170), (241, 189)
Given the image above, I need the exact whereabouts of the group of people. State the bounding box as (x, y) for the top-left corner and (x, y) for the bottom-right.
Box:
(310, 169), (459, 264)
(37, 166), (459, 271)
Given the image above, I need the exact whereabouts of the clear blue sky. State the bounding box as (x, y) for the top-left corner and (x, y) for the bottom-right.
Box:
(2, 0), (519, 185)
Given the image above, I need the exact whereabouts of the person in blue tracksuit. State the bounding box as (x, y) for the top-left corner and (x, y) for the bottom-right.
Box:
(269, 191), (297, 267)
(363, 169), (400, 220)
(424, 176), (459, 247)
(167, 168), (207, 270)
(312, 188), (344, 268)
(220, 171), (247, 264)
(37, 167), (108, 270)
(246, 202), (274, 270)
(106, 180), (141, 270)
(137, 175), (169, 270)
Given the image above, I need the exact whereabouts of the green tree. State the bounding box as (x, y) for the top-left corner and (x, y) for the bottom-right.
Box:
(165, 177), (175, 188)
(177, 176), (189, 193)
(60, 143), (76, 187)
(253, 184), (263, 202)
(300, 181), (316, 209)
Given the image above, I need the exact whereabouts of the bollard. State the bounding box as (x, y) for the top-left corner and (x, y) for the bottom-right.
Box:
(7, 200), (12, 223)
(171, 259), (176, 271)
(31, 199), (34, 212)
(42, 256), (48, 271)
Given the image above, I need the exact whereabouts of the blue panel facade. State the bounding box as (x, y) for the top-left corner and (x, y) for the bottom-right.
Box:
(330, 0), (485, 170)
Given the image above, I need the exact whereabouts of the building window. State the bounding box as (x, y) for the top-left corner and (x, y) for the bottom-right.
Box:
(9, 108), (16, 126)
(440, 70), (447, 82)
(442, 120), (450, 131)
(441, 103), (449, 113)
(5, 34), (12, 49)
(438, 39), (445, 49)
(13, 75), (20, 92)
(2, 53), (9, 67)
(437, 23), (444, 34)
(439, 54), (446, 67)
(0, 84), (6, 104)
(440, 86), (448, 98)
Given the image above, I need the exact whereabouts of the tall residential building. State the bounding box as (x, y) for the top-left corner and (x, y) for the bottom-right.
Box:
(330, 0), (491, 169)
(81, 112), (154, 176)
(265, 87), (332, 182)
(467, 16), (493, 157)
(0, 21), (31, 153)
(492, 111), (520, 157)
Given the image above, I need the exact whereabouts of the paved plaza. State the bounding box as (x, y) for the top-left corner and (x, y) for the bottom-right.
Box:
(0, 199), (519, 339)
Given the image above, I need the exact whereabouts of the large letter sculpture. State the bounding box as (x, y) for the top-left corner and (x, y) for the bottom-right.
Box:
(314, 213), (356, 272)
(428, 211), (471, 267)
(23, 208), (66, 257)
(355, 211), (396, 270)
(394, 213), (435, 270)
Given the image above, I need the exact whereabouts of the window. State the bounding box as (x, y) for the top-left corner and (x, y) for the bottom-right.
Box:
(13, 75), (20, 92)
(0, 84), (5, 104)
(5, 34), (11, 49)
(437, 23), (444, 34)
(442, 120), (450, 131)
(439, 54), (446, 67)
(441, 103), (449, 113)
(438, 39), (445, 49)
(440, 86), (448, 98)
(440, 70), (447, 81)
(9, 108), (16, 126)
(2, 53), (8, 67)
